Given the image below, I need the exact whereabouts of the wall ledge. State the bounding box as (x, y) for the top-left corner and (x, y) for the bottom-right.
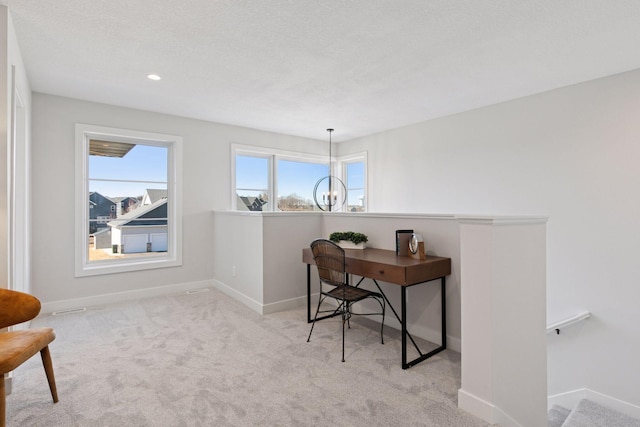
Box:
(456, 215), (548, 225)
(214, 210), (548, 224)
(213, 210), (323, 218)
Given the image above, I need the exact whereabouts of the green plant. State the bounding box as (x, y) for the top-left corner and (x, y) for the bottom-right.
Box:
(329, 231), (368, 245)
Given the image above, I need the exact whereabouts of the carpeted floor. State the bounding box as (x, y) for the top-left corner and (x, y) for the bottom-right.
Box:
(7, 288), (490, 426)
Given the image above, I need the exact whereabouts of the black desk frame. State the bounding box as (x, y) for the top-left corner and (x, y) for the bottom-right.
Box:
(306, 265), (447, 369)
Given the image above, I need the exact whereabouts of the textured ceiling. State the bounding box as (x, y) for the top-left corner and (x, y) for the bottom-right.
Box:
(3, 0), (640, 142)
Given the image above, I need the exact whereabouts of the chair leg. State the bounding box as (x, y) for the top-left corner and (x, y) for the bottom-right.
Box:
(380, 299), (385, 345)
(40, 346), (58, 403)
(307, 294), (325, 342)
(341, 306), (346, 362)
(1, 374), (6, 427)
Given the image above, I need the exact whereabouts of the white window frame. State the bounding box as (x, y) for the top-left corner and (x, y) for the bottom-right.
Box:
(75, 124), (183, 277)
(231, 144), (330, 211)
(231, 144), (367, 212)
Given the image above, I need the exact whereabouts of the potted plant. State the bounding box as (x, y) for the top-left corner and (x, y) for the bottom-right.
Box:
(329, 231), (368, 249)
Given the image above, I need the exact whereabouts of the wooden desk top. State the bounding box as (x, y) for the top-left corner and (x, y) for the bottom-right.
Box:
(302, 247), (451, 286)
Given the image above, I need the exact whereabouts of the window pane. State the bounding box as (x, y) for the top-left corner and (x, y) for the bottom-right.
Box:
(347, 189), (365, 212)
(277, 160), (328, 211)
(346, 162), (364, 189)
(345, 161), (365, 212)
(88, 144), (169, 262)
(236, 156), (268, 190)
(236, 155), (269, 211)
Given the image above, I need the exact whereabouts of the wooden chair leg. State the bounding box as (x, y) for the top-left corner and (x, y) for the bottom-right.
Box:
(40, 346), (58, 403)
(1, 374), (6, 427)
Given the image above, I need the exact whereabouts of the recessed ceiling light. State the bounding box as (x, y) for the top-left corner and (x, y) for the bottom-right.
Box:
(147, 74), (161, 81)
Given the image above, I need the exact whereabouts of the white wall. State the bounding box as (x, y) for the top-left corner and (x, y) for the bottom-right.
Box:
(338, 69), (640, 406)
(458, 218), (547, 426)
(212, 211), (264, 306)
(31, 94), (324, 308)
(212, 211), (323, 314)
(262, 213), (323, 308)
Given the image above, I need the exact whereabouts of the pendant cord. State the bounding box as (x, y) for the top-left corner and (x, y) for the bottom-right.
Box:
(327, 129), (333, 212)
(312, 128), (344, 212)
(327, 128), (333, 168)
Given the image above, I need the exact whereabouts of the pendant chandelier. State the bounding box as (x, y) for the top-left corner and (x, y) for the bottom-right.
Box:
(313, 129), (346, 212)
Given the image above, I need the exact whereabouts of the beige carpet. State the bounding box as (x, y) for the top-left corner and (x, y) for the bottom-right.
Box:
(7, 288), (489, 426)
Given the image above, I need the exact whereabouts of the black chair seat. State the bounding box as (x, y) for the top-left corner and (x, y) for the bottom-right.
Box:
(325, 285), (382, 303)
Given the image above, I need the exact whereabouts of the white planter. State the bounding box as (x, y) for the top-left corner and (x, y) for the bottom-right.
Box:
(337, 240), (366, 250)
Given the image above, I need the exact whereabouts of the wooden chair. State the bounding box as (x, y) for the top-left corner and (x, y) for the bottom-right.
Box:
(307, 239), (385, 362)
(0, 289), (58, 427)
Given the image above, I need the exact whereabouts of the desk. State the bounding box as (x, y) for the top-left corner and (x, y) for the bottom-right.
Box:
(302, 247), (451, 369)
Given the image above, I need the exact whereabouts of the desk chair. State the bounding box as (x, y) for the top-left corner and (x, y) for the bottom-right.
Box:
(0, 289), (58, 427)
(307, 239), (385, 362)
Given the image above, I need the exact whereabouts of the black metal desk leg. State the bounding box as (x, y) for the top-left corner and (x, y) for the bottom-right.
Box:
(441, 276), (447, 348)
(307, 264), (311, 323)
(402, 286), (408, 369)
(402, 276), (448, 369)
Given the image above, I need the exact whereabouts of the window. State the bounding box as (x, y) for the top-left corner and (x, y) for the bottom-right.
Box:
(276, 159), (329, 211)
(232, 145), (366, 212)
(75, 124), (182, 276)
(342, 157), (366, 212)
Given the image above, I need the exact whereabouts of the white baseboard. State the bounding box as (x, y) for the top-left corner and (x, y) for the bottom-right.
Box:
(4, 373), (12, 395)
(210, 279), (264, 314)
(262, 295), (307, 314)
(211, 279), (308, 315)
(548, 388), (588, 409)
(387, 317), (461, 353)
(39, 279), (214, 315)
(375, 319), (460, 352)
(548, 388), (640, 419)
(458, 389), (496, 424)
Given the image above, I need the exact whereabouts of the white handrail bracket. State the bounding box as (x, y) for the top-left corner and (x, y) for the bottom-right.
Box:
(546, 311), (591, 334)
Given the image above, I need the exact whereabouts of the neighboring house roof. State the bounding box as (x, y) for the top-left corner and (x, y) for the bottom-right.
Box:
(111, 196), (137, 203)
(108, 198), (167, 228)
(90, 192), (116, 204)
(142, 189), (168, 205)
(238, 196), (267, 211)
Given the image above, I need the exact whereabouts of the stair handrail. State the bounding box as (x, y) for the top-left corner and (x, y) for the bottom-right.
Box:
(546, 311), (590, 334)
